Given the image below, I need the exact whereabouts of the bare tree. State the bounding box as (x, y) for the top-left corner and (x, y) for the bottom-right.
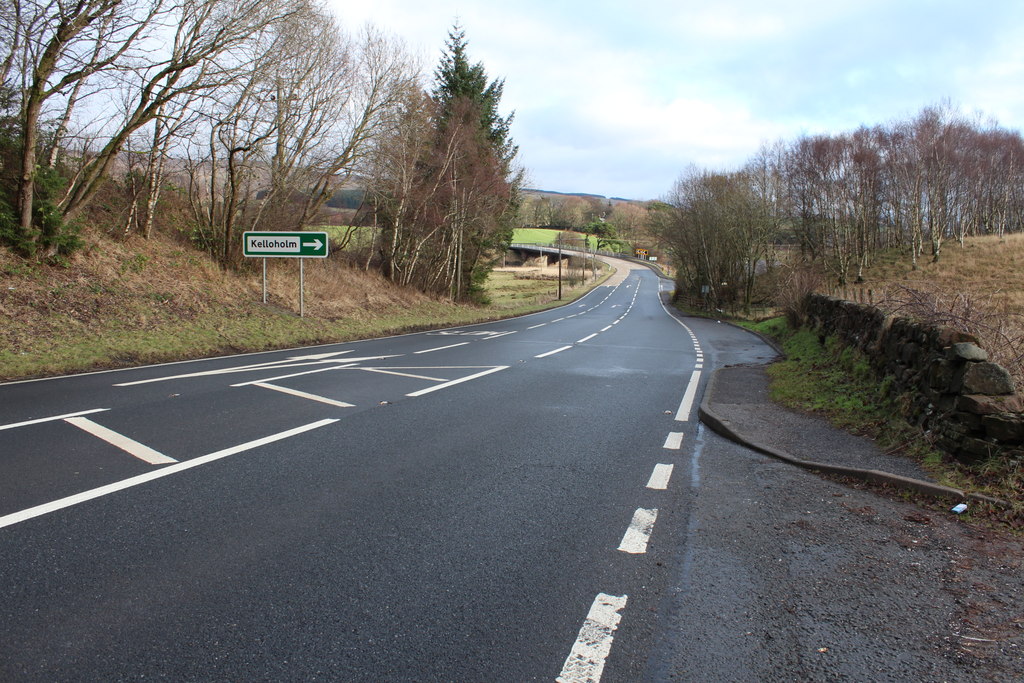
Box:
(179, 10), (416, 267)
(6, 0), (165, 253)
(4, 0), (309, 256)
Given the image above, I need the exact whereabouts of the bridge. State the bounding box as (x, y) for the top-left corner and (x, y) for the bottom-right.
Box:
(507, 242), (669, 279)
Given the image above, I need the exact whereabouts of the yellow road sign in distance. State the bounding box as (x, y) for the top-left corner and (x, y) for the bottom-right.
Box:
(243, 231), (329, 258)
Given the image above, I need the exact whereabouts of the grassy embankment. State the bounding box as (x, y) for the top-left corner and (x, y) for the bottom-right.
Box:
(738, 234), (1024, 526)
(0, 228), (606, 381)
(750, 317), (1023, 527)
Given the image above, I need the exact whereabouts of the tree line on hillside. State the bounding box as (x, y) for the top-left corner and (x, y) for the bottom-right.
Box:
(655, 103), (1024, 312)
(517, 194), (653, 251)
(0, 0), (518, 302)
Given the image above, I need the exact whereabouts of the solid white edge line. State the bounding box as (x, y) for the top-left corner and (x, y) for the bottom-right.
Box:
(0, 408), (109, 432)
(414, 342), (471, 354)
(0, 419), (338, 530)
(535, 345), (573, 359)
(252, 383), (354, 408)
(405, 366), (508, 397)
(617, 507), (658, 554)
(65, 417), (177, 465)
(557, 593), (628, 683)
(646, 463), (675, 490)
(663, 432), (684, 450)
(675, 370), (703, 422)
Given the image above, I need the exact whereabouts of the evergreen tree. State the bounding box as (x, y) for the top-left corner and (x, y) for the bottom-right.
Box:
(433, 25), (518, 170)
(367, 24), (522, 302)
(431, 24), (521, 301)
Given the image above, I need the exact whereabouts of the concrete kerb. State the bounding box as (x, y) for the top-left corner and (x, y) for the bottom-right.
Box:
(698, 367), (1008, 508)
(660, 291), (1008, 507)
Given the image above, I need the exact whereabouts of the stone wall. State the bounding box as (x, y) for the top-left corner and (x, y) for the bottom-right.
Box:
(803, 293), (1023, 462)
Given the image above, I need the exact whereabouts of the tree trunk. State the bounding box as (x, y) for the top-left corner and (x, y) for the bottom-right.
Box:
(16, 109), (39, 244)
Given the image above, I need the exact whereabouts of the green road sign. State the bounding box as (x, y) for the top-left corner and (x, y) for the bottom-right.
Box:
(243, 231), (329, 258)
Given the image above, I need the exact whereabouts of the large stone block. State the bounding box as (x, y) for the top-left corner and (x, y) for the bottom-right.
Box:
(947, 342), (988, 362)
(961, 362), (1015, 396)
(982, 414), (1024, 443)
(957, 394), (1024, 415)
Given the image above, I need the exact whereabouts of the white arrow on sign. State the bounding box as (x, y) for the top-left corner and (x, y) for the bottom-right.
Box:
(303, 239), (323, 250)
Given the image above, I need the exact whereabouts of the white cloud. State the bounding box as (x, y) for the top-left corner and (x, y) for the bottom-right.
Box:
(327, 0), (1024, 200)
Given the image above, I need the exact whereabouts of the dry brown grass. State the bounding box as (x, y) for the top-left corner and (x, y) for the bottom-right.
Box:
(860, 233), (1024, 306)
(0, 230), (429, 348)
(0, 228), (575, 381)
(832, 234), (1024, 385)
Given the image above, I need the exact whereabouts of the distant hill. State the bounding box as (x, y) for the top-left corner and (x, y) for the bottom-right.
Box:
(521, 188), (644, 205)
(329, 186), (646, 208)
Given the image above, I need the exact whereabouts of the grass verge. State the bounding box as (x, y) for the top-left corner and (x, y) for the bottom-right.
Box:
(744, 317), (1023, 530)
(0, 250), (606, 381)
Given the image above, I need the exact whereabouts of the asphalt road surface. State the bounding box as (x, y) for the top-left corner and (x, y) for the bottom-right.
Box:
(5, 260), (1010, 682)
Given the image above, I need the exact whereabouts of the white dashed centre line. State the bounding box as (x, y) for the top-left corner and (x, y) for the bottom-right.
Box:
(535, 345), (572, 359)
(557, 593), (628, 683)
(646, 464), (675, 490)
(617, 507), (658, 554)
(663, 432), (684, 450)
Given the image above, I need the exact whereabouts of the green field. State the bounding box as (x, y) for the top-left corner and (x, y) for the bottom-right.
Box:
(512, 228), (599, 248)
(512, 228), (634, 254)
(321, 226), (631, 254)
(319, 225), (375, 249)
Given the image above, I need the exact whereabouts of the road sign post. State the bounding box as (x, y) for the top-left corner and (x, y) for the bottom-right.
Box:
(243, 231), (329, 317)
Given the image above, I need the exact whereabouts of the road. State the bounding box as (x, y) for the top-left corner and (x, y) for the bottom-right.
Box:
(2, 257), (941, 681)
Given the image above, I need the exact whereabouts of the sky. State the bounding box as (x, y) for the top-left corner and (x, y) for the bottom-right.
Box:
(330, 0), (1024, 201)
